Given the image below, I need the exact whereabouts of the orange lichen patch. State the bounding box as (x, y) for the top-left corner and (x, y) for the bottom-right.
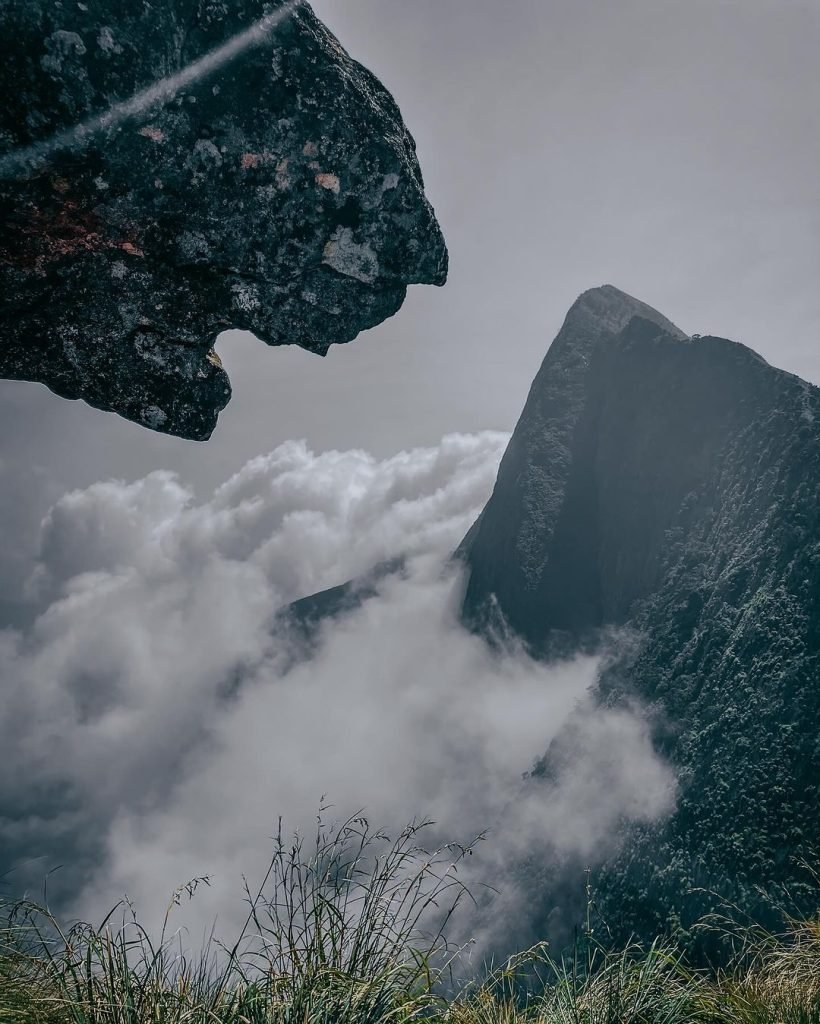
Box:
(241, 152), (263, 169)
(0, 194), (145, 272)
(138, 125), (165, 143)
(119, 241), (145, 256)
(206, 349), (223, 368)
(315, 172), (340, 194)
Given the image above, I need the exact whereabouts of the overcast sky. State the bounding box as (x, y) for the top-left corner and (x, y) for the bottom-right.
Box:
(2, 0), (818, 503)
(1, 0), (818, 929)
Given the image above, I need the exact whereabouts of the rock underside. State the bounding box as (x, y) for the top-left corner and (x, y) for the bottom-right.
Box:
(0, 0), (447, 438)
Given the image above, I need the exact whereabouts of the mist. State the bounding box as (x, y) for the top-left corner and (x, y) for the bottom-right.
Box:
(1, 431), (675, 958)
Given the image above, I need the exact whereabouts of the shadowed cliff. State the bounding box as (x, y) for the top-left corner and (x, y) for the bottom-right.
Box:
(460, 285), (820, 953)
(459, 285), (687, 648)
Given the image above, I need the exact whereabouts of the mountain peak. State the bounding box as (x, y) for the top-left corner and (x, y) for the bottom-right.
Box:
(459, 288), (820, 952)
(458, 288), (686, 610)
(563, 284), (687, 342)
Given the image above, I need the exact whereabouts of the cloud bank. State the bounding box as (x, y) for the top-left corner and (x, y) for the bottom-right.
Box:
(1, 431), (675, 955)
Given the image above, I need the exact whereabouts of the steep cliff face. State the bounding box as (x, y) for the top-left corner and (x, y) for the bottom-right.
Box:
(0, 0), (447, 438)
(461, 286), (820, 948)
(460, 285), (687, 646)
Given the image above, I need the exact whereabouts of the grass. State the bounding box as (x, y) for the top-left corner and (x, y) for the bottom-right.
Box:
(2, 816), (819, 1024)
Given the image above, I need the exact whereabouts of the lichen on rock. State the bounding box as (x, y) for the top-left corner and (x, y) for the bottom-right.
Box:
(0, 0), (448, 439)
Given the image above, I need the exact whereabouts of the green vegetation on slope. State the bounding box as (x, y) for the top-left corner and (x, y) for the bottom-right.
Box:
(462, 292), (820, 952)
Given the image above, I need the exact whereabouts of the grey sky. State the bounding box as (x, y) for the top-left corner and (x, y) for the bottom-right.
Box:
(2, 0), (819, 583)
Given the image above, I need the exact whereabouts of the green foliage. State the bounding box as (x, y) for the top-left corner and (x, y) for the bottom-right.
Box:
(589, 390), (820, 954)
(0, 812), (477, 1024)
(3, 824), (820, 1024)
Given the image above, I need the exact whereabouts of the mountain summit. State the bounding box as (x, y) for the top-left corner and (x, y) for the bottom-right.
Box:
(460, 286), (820, 949)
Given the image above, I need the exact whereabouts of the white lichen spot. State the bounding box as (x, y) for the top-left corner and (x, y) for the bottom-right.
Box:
(134, 334), (168, 368)
(60, 326), (81, 369)
(97, 26), (123, 54)
(154, 178), (164, 189)
(93, 175), (109, 191)
(111, 261), (127, 280)
(322, 228), (379, 285)
(301, 290), (318, 306)
(188, 139), (223, 185)
(315, 172), (340, 194)
(232, 282), (260, 313)
(141, 405), (168, 429)
(192, 138), (222, 165)
(275, 158), (291, 190)
(177, 231), (211, 262)
(382, 172), (399, 192)
(41, 30), (86, 73)
(212, 84), (221, 96)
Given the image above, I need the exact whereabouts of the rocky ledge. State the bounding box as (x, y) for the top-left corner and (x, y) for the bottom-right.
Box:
(0, 0), (447, 438)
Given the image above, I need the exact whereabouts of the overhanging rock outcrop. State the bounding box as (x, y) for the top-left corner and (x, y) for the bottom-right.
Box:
(0, 0), (448, 438)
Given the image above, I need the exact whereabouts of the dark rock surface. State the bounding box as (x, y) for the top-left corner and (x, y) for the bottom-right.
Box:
(281, 556), (405, 643)
(460, 285), (686, 648)
(271, 556), (405, 675)
(0, 0), (447, 438)
(460, 285), (820, 954)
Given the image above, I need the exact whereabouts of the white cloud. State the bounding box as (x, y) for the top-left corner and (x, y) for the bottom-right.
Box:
(1, 431), (675, 958)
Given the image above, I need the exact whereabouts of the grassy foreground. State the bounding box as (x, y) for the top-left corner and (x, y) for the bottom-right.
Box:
(1, 816), (819, 1024)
